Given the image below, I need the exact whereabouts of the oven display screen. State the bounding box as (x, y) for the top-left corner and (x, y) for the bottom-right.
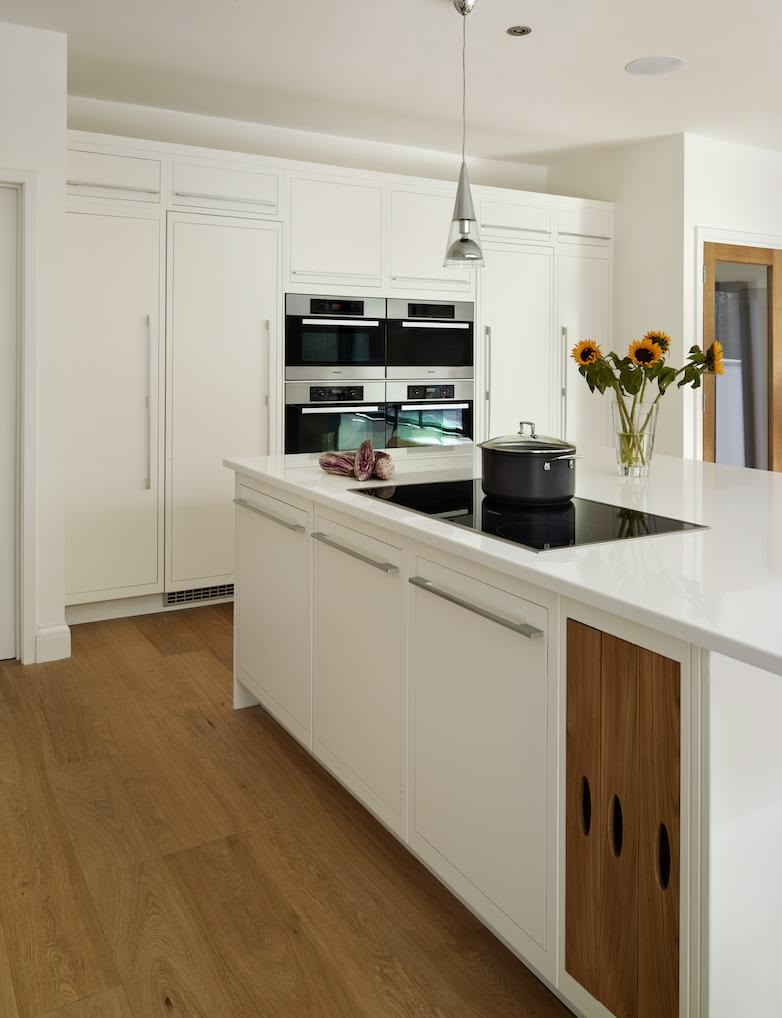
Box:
(309, 299), (364, 315)
(406, 384), (455, 399)
(408, 302), (455, 319)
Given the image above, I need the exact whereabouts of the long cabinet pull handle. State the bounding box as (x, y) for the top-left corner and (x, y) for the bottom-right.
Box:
(67, 180), (159, 195)
(312, 532), (398, 574)
(560, 326), (568, 439)
(484, 325), (492, 440)
(409, 576), (544, 639)
(234, 498), (305, 533)
(145, 314), (152, 490)
(173, 190), (276, 207)
(291, 269), (379, 279)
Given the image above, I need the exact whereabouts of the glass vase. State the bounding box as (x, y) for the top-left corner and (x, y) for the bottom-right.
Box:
(611, 398), (659, 477)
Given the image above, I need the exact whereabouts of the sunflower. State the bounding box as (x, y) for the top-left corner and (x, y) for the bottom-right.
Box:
(628, 338), (662, 367)
(705, 340), (724, 375)
(643, 329), (671, 354)
(572, 339), (602, 366)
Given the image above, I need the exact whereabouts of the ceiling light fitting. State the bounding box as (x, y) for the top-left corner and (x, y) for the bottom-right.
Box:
(445, 0), (484, 268)
(507, 25), (532, 37)
(625, 55), (685, 76)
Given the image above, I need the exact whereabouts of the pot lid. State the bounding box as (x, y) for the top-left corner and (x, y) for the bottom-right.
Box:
(480, 421), (577, 455)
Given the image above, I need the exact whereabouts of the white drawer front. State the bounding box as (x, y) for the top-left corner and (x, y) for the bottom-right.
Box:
(172, 162), (279, 213)
(66, 150), (161, 200)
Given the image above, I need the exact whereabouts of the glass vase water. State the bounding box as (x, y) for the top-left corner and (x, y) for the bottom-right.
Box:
(611, 399), (659, 477)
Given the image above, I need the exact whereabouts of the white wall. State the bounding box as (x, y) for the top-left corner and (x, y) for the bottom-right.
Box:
(0, 21), (69, 662)
(546, 135), (686, 456)
(68, 96), (548, 192)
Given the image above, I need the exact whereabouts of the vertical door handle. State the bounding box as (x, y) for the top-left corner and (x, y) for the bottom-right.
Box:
(484, 325), (492, 439)
(145, 314), (152, 490)
(561, 326), (569, 440)
(264, 318), (271, 453)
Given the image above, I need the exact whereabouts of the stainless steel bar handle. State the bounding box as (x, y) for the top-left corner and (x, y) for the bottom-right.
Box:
(409, 576), (544, 639)
(484, 325), (492, 439)
(292, 269), (378, 279)
(264, 319), (271, 452)
(561, 326), (568, 439)
(400, 403), (470, 411)
(312, 532), (399, 574)
(174, 190), (276, 207)
(67, 180), (159, 195)
(234, 498), (305, 533)
(301, 318), (379, 328)
(301, 405), (380, 415)
(401, 321), (470, 330)
(145, 314), (152, 490)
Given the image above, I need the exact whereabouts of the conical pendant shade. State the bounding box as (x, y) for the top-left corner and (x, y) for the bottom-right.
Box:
(444, 161), (484, 266)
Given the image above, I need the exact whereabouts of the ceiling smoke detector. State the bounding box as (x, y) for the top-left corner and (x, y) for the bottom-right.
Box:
(625, 55), (685, 75)
(507, 25), (532, 37)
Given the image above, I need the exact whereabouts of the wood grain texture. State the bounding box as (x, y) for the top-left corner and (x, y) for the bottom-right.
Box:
(598, 632), (639, 1018)
(0, 605), (568, 1018)
(565, 620), (603, 997)
(638, 649), (681, 1018)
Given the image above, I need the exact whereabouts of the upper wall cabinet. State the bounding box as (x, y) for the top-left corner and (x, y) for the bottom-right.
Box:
(557, 208), (612, 246)
(171, 161), (279, 216)
(389, 188), (472, 293)
(289, 175), (384, 288)
(478, 199), (553, 244)
(66, 149), (162, 202)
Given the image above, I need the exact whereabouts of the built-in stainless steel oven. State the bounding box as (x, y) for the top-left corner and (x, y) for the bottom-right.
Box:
(385, 299), (474, 379)
(385, 380), (474, 448)
(285, 294), (386, 380)
(284, 381), (387, 454)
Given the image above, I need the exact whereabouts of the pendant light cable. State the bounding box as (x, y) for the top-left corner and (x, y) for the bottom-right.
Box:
(461, 13), (467, 163)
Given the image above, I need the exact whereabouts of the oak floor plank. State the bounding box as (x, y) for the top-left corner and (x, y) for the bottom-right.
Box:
(37, 985), (136, 1018)
(0, 716), (118, 1016)
(131, 609), (211, 657)
(0, 917), (22, 1018)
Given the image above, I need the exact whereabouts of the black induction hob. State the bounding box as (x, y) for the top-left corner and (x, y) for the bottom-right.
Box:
(354, 479), (706, 553)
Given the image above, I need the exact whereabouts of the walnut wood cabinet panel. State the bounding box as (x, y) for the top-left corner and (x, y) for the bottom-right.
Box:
(565, 620), (680, 1018)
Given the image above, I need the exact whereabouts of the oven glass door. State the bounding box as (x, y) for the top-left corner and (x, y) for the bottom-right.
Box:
(386, 401), (473, 448)
(285, 404), (388, 454)
(385, 320), (474, 369)
(285, 316), (385, 371)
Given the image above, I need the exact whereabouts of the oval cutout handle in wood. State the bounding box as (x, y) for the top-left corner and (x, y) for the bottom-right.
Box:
(579, 776), (592, 837)
(656, 822), (672, 890)
(609, 794), (624, 858)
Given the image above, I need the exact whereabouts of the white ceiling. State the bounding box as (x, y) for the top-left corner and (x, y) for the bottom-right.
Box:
(2, 0), (782, 162)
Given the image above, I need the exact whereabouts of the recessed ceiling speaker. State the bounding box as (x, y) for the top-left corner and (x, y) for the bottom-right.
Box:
(507, 25), (532, 37)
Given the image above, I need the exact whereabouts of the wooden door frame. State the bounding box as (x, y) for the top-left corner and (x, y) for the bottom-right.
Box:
(702, 241), (782, 469)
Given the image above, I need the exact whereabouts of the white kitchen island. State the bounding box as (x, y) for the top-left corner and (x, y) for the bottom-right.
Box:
(225, 445), (782, 1018)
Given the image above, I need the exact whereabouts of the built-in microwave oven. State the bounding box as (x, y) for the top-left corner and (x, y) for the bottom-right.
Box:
(285, 294), (386, 380)
(385, 299), (474, 379)
(284, 381), (387, 454)
(385, 380), (474, 448)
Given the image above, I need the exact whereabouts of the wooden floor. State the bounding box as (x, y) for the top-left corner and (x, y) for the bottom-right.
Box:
(0, 605), (570, 1018)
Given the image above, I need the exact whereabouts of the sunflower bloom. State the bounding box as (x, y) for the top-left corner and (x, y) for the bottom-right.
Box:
(628, 338), (662, 367)
(643, 329), (671, 353)
(572, 339), (602, 366)
(706, 340), (724, 375)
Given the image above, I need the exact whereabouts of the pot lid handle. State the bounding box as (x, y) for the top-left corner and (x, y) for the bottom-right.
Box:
(518, 421), (536, 438)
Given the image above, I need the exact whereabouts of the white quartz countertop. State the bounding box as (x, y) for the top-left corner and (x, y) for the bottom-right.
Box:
(225, 445), (782, 676)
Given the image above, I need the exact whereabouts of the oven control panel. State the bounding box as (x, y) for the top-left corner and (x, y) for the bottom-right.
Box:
(406, 384), (455, 400)
(309, 385), (364, 402)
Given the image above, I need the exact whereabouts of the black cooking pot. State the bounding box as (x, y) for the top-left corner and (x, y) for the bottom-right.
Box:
(480, 421), (578, 505)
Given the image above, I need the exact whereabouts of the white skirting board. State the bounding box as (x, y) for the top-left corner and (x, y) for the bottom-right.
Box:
(35, 624), (71, 663)
(66, 592), (233, 625)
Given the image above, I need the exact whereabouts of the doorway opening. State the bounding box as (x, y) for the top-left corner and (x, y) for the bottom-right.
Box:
(0, 182), (19, 660)
(702, 242), (782, 469)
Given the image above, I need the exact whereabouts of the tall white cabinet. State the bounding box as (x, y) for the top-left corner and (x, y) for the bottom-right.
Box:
(166, 214), (280, 593)
(64, 207), (164, 603)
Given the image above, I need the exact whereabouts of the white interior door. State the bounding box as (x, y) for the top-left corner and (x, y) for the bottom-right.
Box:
(167, 214), (280, 591)
(0, 185), (18, 659)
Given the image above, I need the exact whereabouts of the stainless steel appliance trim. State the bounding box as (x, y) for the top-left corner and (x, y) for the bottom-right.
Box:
(409, 577), (544, 639)
(400, 403), (470, 411)
(386, 379), (474, 401)
(301, 318), (380, 327)
(285, 380), (386, 404)
(144, 313), (152, 490)
(301, 405), (380, 415)
(285, 293), (386, 317)
(285, 366), (386, 381)
(67, 180), (160, 195)
(174, 190), (276, 207)
(234, 498), (305, 533)
(312, 532), (399, 574)
(401, 320), (470, 330)
(385, 366), (474, 380)
(387, 298), (474, 321)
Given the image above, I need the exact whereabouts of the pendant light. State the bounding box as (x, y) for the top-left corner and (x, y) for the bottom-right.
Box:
(444, 0), (484, 268)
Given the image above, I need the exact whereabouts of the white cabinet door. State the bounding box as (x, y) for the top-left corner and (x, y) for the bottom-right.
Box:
(289, 176), (383, 287)
(167, 213), (280, 592)
(558, 249), (611, 446)
(234, 484), (311, 746)
(64, 208), (163, 603)
(389, 189), (472, 292)
(480, 243), (555, 439)
(409, 556), (551, 974)
(312, 515), (405, 834)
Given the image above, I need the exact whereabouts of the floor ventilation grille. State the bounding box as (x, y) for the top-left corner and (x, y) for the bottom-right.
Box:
(166, 584), (234, 606)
